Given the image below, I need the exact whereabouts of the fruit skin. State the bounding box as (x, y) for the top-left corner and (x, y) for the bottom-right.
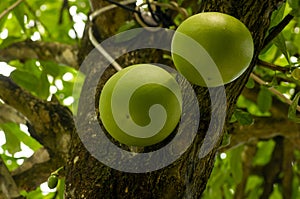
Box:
(171, 12), (254, 87)
(292, 68), (300, 80)
(99, 64), (182, 147)
(47, 174), (58, 189)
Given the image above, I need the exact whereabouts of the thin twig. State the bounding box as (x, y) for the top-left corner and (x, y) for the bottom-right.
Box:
(262, 13), (294, 48)
(88, 28), (123, 71)
(0, 0), (25, 20)
(257, 59), (290, 73)
(88, 0), (137, 71)
(250, 73), (300, 112)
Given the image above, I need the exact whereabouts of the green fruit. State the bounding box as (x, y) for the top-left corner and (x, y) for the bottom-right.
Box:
(47, 174), (58, 189)
(292, 68), (300, 80)
(171, 12), (254, 87)
(99, 64), (182, 147)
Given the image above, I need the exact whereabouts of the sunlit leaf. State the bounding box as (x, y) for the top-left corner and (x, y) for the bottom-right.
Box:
(246, 178), (263, 199)
(0, 123), (21, 154)
(10, 69), (39, 92)
(12, 2), (26, 32)
(252, 140), (276, 165)
(269, 2), (286, 30)
(0, 153), (20, 171)
(288, 91), (300, 122)
(273, 33), (291, 64)
(0, 122), (41, 151)
(40, 61), (61, 78)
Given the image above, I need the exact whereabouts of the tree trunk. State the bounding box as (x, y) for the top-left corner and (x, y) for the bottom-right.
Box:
(65, 0), (283, 198)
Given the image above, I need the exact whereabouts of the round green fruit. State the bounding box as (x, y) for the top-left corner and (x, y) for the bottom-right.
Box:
(171, 12), (254, 87)
(47, 174), (58, 189)
(99, 64), (182, 147)
(292, 68), (300, 80)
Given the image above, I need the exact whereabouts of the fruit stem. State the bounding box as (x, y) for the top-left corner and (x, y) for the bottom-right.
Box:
(51, 166), (64, 176)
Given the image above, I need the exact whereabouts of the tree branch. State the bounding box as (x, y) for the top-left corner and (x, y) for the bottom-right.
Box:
(220, 117), (300, 152)
(0, 157), (20, 198)
(0, 104), (26, 124)
(282, 138), (294, 199)
(0, 41), (79, 69)
(12, 153), (64, 192)
(234, 141), (257, 199)
(11, 148), (50, 177)
(262, 13), (294, 48)
(0, 75), (74, 161)
(250, 73), (300, 112)
(0, 0), (24, 20)
(257, 59), (290, 73)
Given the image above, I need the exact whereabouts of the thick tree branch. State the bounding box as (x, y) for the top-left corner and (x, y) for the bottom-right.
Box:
(234, 141), (257, 199)
(0, 157), (20, 199)
(259, 136), (283, 199)
(0, 41), (79, 69)
(0, 75), (74, 161)
(282, 138), (294, 199)
(0, 104), (26, 124)
(11, 148), (50, 177)
(220, 117), (300, 152)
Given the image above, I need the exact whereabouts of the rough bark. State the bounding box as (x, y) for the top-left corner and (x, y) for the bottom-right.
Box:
(0, 41), (79, 69)
(65, 0), (284, 198)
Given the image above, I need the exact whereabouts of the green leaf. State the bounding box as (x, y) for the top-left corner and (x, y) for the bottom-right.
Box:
(288, 0), (300, 9)
(288, 0), (300, 16)
(40, 61), (61, 78)
(269, 2), (286, 30)
(57, 178), (65, 198)
(0, 123), (21, 154)
(0, 153), (19, 171)
(12, 2), (26, 32)
(270, 184), (283, 199)
(10, 70), (39, 92)
(253, 140), (276, 165)
(245, 176), (263, 199)
(21, 186), (56, 199)
(0, 14), (8, 32)
(273, 33), (291, 64)
(36, 71), (50, 99)
(245, 77), (255, 89)
(257, 86), (273, 113)
(288, 91), (300, 122)
(228, 146), (244, 184)
(0, 123), (41, 151)
(233, 109), (254, 125)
